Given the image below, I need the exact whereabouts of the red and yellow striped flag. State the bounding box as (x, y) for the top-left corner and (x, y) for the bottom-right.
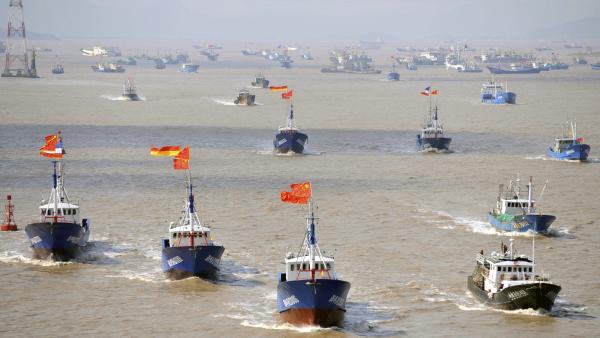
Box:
(150, 146), (181, 157)
(269, 85), (288, 92)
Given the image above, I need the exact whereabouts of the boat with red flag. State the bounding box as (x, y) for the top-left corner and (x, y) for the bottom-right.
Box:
(277, 182), (351, 327)
(152, 146), (225, 280)
(25, 132), (90, 261)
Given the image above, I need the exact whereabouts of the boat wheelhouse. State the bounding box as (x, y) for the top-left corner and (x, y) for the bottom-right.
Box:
(251, 74), (270, 88)
(277, 198), (350, 327)
(234, 89), (256, 106)
(481, 81), (516, 104)
(121, 79), (141, 101)
(547, 120), (590, 161)
(488, 176), (555, 233)
(468, 239), (561, 311)
(416, 105), (451, 152)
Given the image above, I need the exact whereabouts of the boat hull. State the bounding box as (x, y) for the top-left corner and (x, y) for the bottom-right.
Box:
(591, 64), (600, 70)
(467, 276), (561, 311)
(481, 92), (516, 104)
(179, 65), (199, 73)
(277, 279), (350, 327)
(488, 213), (555, 233)
(274, 131), (308, 154)
(387, 72), (399, 80)
(121, 93), (141, 101)
(25, 221), (89, 261)
(417, 136), (451, 151)
(161, 244), (225, 280)
(487, 66), (541, 74)
(547, 144), (590, 161)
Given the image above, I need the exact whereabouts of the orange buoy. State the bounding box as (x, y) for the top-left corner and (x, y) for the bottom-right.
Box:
(1, 195), (18, 231)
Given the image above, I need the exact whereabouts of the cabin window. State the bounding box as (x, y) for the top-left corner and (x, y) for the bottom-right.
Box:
(296, 264), (300, 270)
(290, 264), (294, 271)
(508, 267), (512, 272)
(326, 263), (331, 270)
(517, 267), (522, 272)
(529, 267), (532, 272)
(172, 234), (176, 238)
(302, 263), (307, 270)
(73, 210), (76, 215)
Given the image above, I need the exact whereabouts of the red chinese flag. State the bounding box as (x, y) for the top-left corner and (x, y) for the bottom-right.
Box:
(280, 182), (312, 204)
(281, 90), (293, 100)
(39, 134), (64, 158)
(173, 146), (190, 170)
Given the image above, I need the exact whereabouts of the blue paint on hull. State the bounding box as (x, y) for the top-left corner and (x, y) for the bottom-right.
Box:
(547, 143), (590, 161)
(488, 213), (556, 233)
(387, 72), (399, 81)
(274, 131), (308, 154)
(481, 92), (517, 104)
(417, 136), (452, 151)
(161, 243), (225, 280)
(487, 66), (541, 74)
(277, 278), (351, 327)
(25, 221), (90, 261)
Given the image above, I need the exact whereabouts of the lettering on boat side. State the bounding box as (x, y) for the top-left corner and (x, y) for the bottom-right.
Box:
(167, 256), (183, 267)
(30, 236), (42, 244)
(507, 289), (528, 300)
(205, 255), (220, 267)
(329, 295), (345, 307)
(283, 295), (300, 307)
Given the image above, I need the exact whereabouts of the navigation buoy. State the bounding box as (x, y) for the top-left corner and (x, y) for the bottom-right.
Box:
(1, 195), (18, 231)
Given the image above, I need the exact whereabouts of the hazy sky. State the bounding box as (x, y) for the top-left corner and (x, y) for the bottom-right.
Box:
(2, 0), (600, 41)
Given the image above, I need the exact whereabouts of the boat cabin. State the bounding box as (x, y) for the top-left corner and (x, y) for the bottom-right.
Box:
(39, 201), (80, 224)
(497, 197), (535, 216)
(282, 253), (336, 282)
(168, 222), (213, 248)
(476, 250), (536, 293)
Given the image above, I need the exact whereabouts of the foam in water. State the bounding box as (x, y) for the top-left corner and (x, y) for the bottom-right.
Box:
(0, 250), (74, 267)
(101, 95), (147, 101)
(211, 98), (263, 106)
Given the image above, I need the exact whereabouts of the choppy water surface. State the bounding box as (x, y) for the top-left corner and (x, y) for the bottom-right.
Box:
(1, 41), (599, 337)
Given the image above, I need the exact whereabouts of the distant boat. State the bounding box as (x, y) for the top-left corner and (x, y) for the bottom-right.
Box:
(178, 63), (199, 73)
(591, 63), (600, 70)
(301, 52), (314, 60)
(241, 48), (256, 56)
(387, 62), (399, 81)
(91, 63), (125, 73)
(274, 103), (308, 154)
(481, 81), (516, 104)
(547, 120), (590, 161)
(251, 74), (269, 88)
(406, 63), (417, 71)
(468, 238), (561, 311)
(51, 64), (64, 74)
(277, 190), (350, 327)
(457, 62), (482, 73)
(488, 176), (555, 234)
(416, 105), (451, 152)
(154, 59), (166, 69)
(234, 89), (255, 106)
(121, 79), (141, 101)
(487, 64), (541, 74)
(280, 56), (293, 69)
(116, 57), (137, 66)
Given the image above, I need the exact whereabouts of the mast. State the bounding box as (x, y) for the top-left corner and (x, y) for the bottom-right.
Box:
(307, 198), (316, 282)
(187, 170), (195, 247)
(286, 101), (295, 129)
(52, 161), (58, 222)
(527, 176), (533, 214)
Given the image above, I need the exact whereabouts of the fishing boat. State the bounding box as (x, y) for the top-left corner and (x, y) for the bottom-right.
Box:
(277, 184), (350, 327)
(488, 176), (555, 234)
(51, 63), (64, 74)
(121, 79), (141, 101)
(154, 59), (166, 69)
(487, 64), (541, 74)
(234, 89), (255, 105)
(25, 133), (90, 261)
(161, 171), (224, 280)
(544, 55), (569, 70)
(547, 120), (590, 161)
(251, 74), (270, 88)
(468, 238), (561, 311)
(406, 63), (417, 71)
(280, 55), (293, 69)
(1, 195), (18, 231)
(481, 81), (516, 104)
(91, 63), (125, 73)
(387, 61), (400, 81)
(417, 105), (451, 152)
(591, 63), (600, 70)
(274, 103), (308, 154)
(457, 62), (482, 73)
(178, 63), (199, 73)
(321, 49), (382, 74)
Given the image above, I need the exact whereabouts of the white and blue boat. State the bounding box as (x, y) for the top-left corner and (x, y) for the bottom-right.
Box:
(387, 61), (399, 81)
(178, 63), (199, 73)
(277, 198), (350, 327)
(161, 172), (224, 280)
(488, 176), (555, 234)
(481, 81), (516, 104)
(591, 63), (600, 70)
(547, 120), (590, 161)
(416, 105), (451, 152)
(274, 103), (308, 154)
(25, 143), (90, 261)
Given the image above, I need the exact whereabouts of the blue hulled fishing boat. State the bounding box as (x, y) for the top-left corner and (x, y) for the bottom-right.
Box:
(488, 176), (555, 234)
(25, 133), (90, 261)
(277, 184), (350, 327)
(548, 121), (591, 161)
(274, 103), (308, 154)
(591, 63), (600, 70)
(387, 61), (400, 81)
(178, 63), (199, 73)
(487, 64), (541, 74)
(417, 88), (451, 152)
(161, 169), (224, 280)
(481, 81), (516, 104)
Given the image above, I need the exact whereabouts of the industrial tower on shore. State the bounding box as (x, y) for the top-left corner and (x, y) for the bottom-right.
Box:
(2, 0), (37, 78)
